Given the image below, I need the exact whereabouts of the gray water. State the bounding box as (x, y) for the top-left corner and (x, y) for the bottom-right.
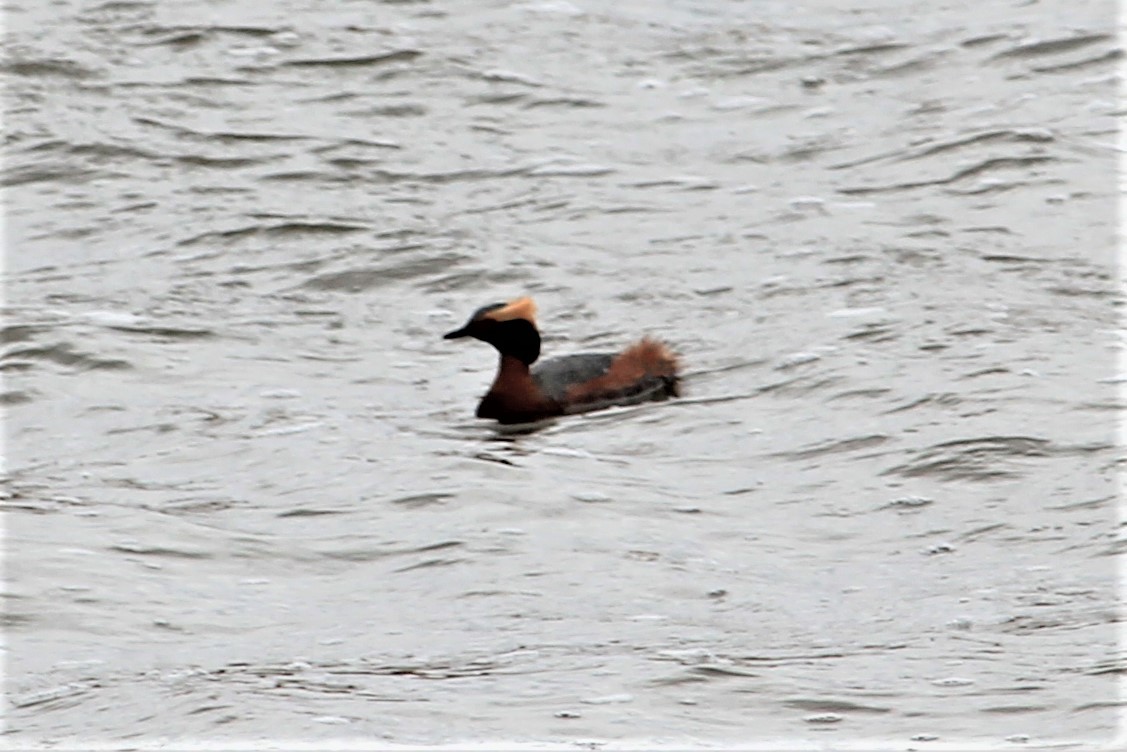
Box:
(3, 0), (1123, 747)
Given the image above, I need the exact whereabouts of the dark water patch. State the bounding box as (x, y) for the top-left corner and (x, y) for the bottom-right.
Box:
(664, 45), (805, 77)
(81, 0), (154, 12)
(1, 343), (130, 371)
(300, 352), (362, 363)
(1093, 537), (1127, 557)
(276, 508), (346, 518)
(693, 285), (733, 296)
(829, 128), (1053, 171)
(883, 436), (1052, 481)
(2, 164), (115, 187)
(1, 609), (37, 628)
(527, 162), (616, 177)
(1031, 49), (1122, 74)
(132, 116), (310, 144)
(302, 254), (465, 292)
(319, 539), (463, 563)
(838, 156), (1057, 195)
(963, 225), (1015, 235)
(949, 178), (1045, 196)
(779, 138), (845, 163)
(998, 607), (1120, 635)
(632, 177), (718, 190)
(263, 166), (527, 185)
(343, 103), (428, 117)
(284, 50), (422, 68)
(0, 390), (35, 405)
(902, 129), (1054, 162)
(456, 194), (568, 215)
(174, 154), (272, 168)
(1085, 656), (1127, 676)
(827, 387), (892, 401)
(758, 374), (843, 397)
(834, 42), (909, 57)
(393, 557), (465, 573)
(961, 367), (1010, 379)
(822, 254), (872, 265)
(325, 157), (381, 169)
(148, 498), (240, 515)
(523, 97), (605, 109)
(23, 139), (161, 162)
(872, 50), (951, 78)
(101, 323), (215, 340)
(473, 69), (543, 86)
(471, 451), (520, 467)
(963, 33), (1012, 48)
(981, 704), (1048, 714)
(177, 221), (369, 247)
(783, 698), (892, 714)
(682, 356), (768, 381)
(776, 434), (890, 460)
(142, 29), (206, 47)
(883, 393), (961, 413)
(842, 324), (896, 342)
(322, 653), (520, 681)
(0, 324), (50, 344)
(140, 23), (283, 46)
(690, 664), (759, 678)
(108, 542), (212, 559)
(390, 492), (455, 508)
(990, 34), (1113, 60)
(1074, 700), (1127, 712)
(9, 681), (98, 710)
(311, 138), (402, 155)
(946, 326), (993, 338)
(1, 499), (76, 514)
(208, 256), (328, 278)
(467, 92), (527, 106)
(1045, 495), (1114, 513)
(954, 522), (1009, 543)
(106, 421), (176, 436)
(182, 76), (255, 86)
(2, 58), (98, 78)
(979, 253), (1056, 264)
(209, 131), (309, 144)
(1047, 284), (1118, 299)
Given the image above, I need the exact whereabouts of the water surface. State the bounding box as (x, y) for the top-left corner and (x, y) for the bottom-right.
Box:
(3, 0), (1123, 747)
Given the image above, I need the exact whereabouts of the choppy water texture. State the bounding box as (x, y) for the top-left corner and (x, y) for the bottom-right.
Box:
(3, 0), (1124, 747)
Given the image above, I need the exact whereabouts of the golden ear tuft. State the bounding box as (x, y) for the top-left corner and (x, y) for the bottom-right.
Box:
(484, 296), (537, 324)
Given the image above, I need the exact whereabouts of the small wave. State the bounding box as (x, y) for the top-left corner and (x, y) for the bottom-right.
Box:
(838, 155), (1057, 195)
(176, 221), (369, 246)
(301, 253), (468, 292)
(776, 434), (890, 460)
(284, 49), (422, 68)
(1, 343), (131, 371)
(2, 58), (97, 78)
(881, 435), (1109, 481)
(1031, 49), (1123, 74)
(990, 33), (1113, 60)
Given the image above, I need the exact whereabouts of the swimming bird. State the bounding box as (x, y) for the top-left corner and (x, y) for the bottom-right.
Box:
(444, 296), (680, 424)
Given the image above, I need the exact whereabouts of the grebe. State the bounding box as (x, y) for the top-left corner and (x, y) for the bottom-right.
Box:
(444, 296), (680, 424)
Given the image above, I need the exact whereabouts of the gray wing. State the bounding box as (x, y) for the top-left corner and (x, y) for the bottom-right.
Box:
(531, 353), (615, 403)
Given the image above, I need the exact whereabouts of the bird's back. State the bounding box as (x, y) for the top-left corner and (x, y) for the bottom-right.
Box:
(532, 339), (679, 414)
(531, 353), (615, 403)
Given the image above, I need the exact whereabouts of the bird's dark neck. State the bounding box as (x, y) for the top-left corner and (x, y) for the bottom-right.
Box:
(476, 354), (558, 422)
(486, 319), (541, 365)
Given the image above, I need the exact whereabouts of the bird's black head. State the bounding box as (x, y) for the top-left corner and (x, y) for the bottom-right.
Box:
(444, 297), (541, 365)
